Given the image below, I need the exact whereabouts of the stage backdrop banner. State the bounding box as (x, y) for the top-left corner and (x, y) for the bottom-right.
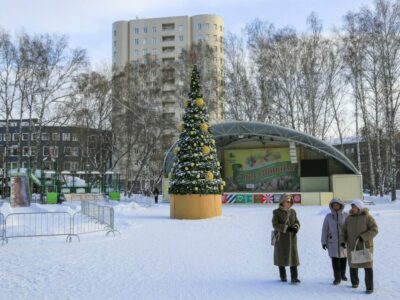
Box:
(223, 148), (300, 192)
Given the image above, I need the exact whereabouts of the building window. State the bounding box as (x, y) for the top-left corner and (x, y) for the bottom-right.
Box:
(31, 133), (39, 141)
(198, 23), (202, 30)
(64, 147), (72, 156)
(152, 48), (157, 55)
(214, 24), (217, 30)
(62, 133), (70, 141)
(205, 23), (209, 30)
(143, 38), (147, 45)
(220, 25), (223, 32)
(178, 25), (184, 31)
(143, 27), (148, 33)
(219, 36), (223, 43)
(3, 133), (10, 141)
(113, 41), (116, 47)
(214, 35), (217, 42)
(10, 146), (19, 156)
(179, 35), (184, 42)
(52, 133), (60, 141)
(41, 133), (49, 141)
(214, 46), (217, 52)
(0, 134), (2, 141)
(22, 146), (30, 156)
(204, 34), (209, 41)
(113, 30), (116, 36)
(134, 27), (139, 34)
(143, 49), (148, 55)
(71, 147), (79, 156)
(43, 146), (58, 158)
(152, 37), (157, 45)
(12, 133), (20, 141)
(134, 49), (139, 56)
(71, 134), (78, 142)
(152, 26), (157, 33)
(197, 34), (202, 41)
(9, 162), (18, 170)
(30, 147), (37, 156)
(22, 133), (29, 141)
(134, 38), (139, 45)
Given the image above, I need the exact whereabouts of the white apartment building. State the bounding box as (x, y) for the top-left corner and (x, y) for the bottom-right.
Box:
(112, 14), (224, 123)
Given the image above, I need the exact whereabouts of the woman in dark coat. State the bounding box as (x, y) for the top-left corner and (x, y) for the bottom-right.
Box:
(341, 199), (378, 294)
(272, 194), (301, 284)
(321, 198), (348, 285)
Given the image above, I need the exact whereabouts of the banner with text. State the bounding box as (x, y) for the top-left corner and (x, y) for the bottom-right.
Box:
(223, 148), (299, 192)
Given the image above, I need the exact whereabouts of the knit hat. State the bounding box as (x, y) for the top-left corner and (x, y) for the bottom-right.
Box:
(351, 199), (364, 210)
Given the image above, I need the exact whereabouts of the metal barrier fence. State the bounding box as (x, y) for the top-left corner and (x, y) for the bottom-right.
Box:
(0, 213), (4, 243)
(0, 202), (117, 244)
(2, 212), (78, 244)
(74, 201), (116, 236)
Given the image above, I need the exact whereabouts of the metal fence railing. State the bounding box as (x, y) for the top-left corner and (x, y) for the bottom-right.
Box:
(2, 212), (78, 244)
(0, 201), (117, 245)
(0, 213), (5, 244)
(73, 201), (117, 236)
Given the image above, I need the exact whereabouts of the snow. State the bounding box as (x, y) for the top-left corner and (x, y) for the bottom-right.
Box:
(0, 197), (399, 300)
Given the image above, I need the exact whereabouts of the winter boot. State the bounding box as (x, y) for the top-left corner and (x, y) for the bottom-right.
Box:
(340, 258), (348, 281)
(365, 268), (373, 293)
(290, 266), (300, 284)
(332, 258), (341, 285)
(350, 268), (359, 288)
(279, 267), (287, 282)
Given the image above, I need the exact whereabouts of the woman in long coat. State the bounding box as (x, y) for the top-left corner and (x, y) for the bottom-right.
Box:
(321, 198), (348, 285)
(272, 194), (300, 284)
(342, 199), (378, 294)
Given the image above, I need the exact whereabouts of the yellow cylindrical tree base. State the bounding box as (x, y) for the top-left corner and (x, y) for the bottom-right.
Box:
(170, 194), (222, 220)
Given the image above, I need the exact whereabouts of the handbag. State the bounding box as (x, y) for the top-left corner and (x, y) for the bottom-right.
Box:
(271, 230), (280, 246)
(271, 210), (291, 246)
(351, 238), (373, 264)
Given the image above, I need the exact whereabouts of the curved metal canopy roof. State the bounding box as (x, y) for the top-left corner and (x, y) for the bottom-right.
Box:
(163, 121), (360, 176)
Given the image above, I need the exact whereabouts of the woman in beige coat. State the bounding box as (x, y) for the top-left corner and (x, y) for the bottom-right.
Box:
(341, 199), (378, 294)
(272, 194), (300, 284)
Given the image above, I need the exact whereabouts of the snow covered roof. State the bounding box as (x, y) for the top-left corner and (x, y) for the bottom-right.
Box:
(163, 121), (360, 175)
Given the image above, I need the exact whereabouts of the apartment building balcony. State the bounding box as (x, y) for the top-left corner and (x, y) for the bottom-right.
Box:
(162, 23), (175, 31)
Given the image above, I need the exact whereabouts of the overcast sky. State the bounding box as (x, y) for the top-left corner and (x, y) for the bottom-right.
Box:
(1, 0), (375, 66)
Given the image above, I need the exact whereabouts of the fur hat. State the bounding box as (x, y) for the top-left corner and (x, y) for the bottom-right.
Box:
(351, 199), (364, 210)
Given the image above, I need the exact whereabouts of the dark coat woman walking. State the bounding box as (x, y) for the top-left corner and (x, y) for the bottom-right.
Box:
(342, 200), (378, 294)
(272, 194), (300, 284)
(321, 198), (348, 285)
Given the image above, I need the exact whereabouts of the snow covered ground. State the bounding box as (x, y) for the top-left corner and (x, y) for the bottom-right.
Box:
(0, 197), (399, 300)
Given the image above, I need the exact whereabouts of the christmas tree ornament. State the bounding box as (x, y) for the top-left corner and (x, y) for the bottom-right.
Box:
(195, 98), (205, 108)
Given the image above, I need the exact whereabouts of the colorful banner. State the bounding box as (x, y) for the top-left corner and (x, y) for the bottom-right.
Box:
(223, 148), (300, 192)
(222, 193), (301, 205)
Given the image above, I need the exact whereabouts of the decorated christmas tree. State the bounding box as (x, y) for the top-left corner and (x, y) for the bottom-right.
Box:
(169, 65), (224, 195)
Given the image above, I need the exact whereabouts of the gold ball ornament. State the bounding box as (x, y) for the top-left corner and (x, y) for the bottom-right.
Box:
(185, 167), (189, 171)
(202, 146), (211, 155)
(200, 123), (208, 133)
(206, 171), (214, 181)
(194, 187), (199, 191)
(195, 98), (205, 108)
(184, 100), (189, 108)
